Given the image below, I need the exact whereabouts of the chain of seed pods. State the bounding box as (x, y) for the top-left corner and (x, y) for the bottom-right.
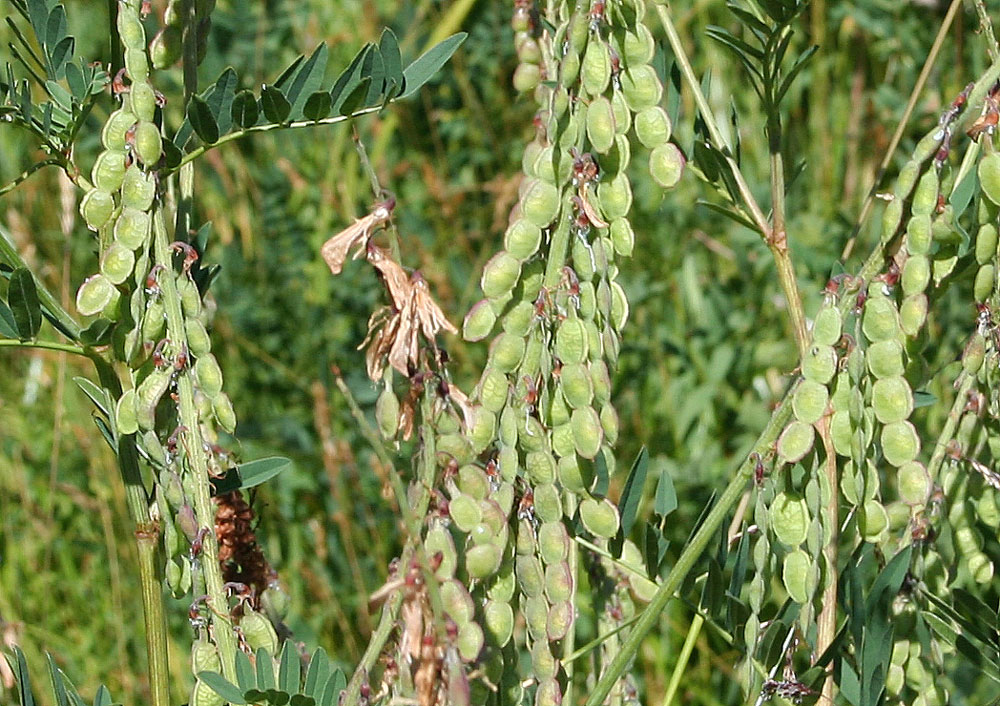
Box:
(150, 0), (216, 69)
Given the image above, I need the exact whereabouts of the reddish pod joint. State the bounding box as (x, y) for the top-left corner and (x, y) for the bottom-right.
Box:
(166, 425), (187, 455)
(174, 342), (189, 371)
(190, 526), (210, 558)
(589, 0), (606, 32)
(152, 338), (171, 368)
(941, 82), (974, 127)
(112, 67), (129, 95)
(170, 241), (199, 273)
(146, 263), (165, 295)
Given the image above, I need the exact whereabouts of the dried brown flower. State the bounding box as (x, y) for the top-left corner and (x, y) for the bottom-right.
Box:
(320, 200), (394, 275)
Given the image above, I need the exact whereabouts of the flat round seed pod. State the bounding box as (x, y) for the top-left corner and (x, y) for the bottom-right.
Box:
(241, 610), (278, 655)
(830, 410), (853, 457)
(901, 255), (930, 295)
(150, 25), (182, 69)
(610, 217), (635, 257)
(513, 62), (541, 92)
(581, 39), (611, 96)
(504, 219), (542, 260)
(374, 386), (400, 440)
(634, 106), (671, 148)
(572, 236), (596, 281)
(80, 188), (115, 231)
(130, 81), (157, 122)
(481, 251), (522, 300)
(871, 376), (913, 424)
(533, 483), (563, 523)
(92, 149), (128, 192)
(578, 280), (597, 319)
(463, 299), (497, 342)
(621, 64), (662, 111)
(544, 560), (573, 602)
(881, 198), (903, 238)
(133, 121), (163, 167)
(860, 499), (889, 542)
(977, 491), (1000, 528)
(525, 450), (556, 485)
(899, 294), (928, 337)
(906, 214), (933, 255)
(590, 360), (612, 405)
(600, 403), (619, 444)
(441, 579), (475, 624)
(100, 242), (135, 285)
(976, 223), (999, 265)
(190, 679), (224, 706)
(812, 306), (842, 346)
(560, 47), (581, 87)
(190, 637), (221, 674)
(963, 331), (987, 374)
(975, 264), (995, 301)
(488, 561), (516, 602)
(477, 367), (509, 413)
(862, 294), (901, 342)
(557, 454), (589, 493)
(530, 641), (559, 680)
(771, 492), (809, 547)
(792, 380), (829, 425)
(516, 554), (544, 597)
(610, 88), (631, 135)
(649, 143), (685, 189)
(194, 353), (224, 399)
(213, 393), (237, 433)
(125, 48), (149, 82)
(968, 552), (995, 584)
(802, 345), (837, 385)
(555, 317), (589, 363)
(621, 24), (655, 64)
(610, 281), (629, 330)
(456, 622), (484, 662)
(437, 433), (474, 467)
(102, 109), (137, 150)
(782, 549), (812, 604)
(114, 206), (151, 250)
(484, 600), (514, 646)
(867, 339), (904, 378)
(580, 497), (620, 538)
(115, 389), (139, 435)
(586, 95), (616, 154)
(121, 165), (156, 211)
(450, 493), (482, 533)
(521, 180), (561, 228)
(547, 422), (572, 459)
(519, 415), (548, 453)
(523, 594), (549, 641)
(548, 389), (571, 426)
(546, 600), (574, 641)
(467, 407), (497, 454)
(898, 461), (930, 506)
(538, 521), (570, 564)
(571, 406), (603, 459)
(501, 300), (534, 337)
(457, 465), (489, 501)
(466, 542), (502, 579)
(560, 362), (594, 409)
(881, 420), (920, 467)
(423, 526), (457, 578)
(911, 169), (939, 217)
(76, 273), (116, 316)
(597, 173), (633, 221)
(979, 151), (1000, 205)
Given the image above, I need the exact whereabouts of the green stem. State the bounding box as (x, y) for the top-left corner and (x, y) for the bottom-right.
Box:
(583, 389), (795, 706)
(927, 372), (975, 483)
(661, 613), (704, 706)
(136, 526), (171, 706)
(151, 207), (238, 680)
(0, 338), (88, 356)
(0, 159), (62, 197)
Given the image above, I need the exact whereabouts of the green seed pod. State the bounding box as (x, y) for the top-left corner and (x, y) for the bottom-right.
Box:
(954, 526), (981, 555)
(519, 415), (548, 453)
(523, 594), (549, 642)
(872, 376), (913, 424)
(450, 493), (482, 533)
(141, 298), (166, 342)
(581, 39), (612, 96)
(538, 521), (570, 564)
(456, 464), (489, 501)
(560, 362), (594, 409)
(610, 88), (631, 135)
(911, 169), (939, 217)
(830, 410), (853, 457)
(136, 367), (172, 429)
(555, 317), (588, 364)
(976, 223), (998, 265)
(862, 292), (901, 342)
(76, 273), (116, 316)
(517, 36), (541, 64)
(551, 422), (576, 458)
(440, 579), (475, 624)
(900, 294), (927, 337)
(499, 413), (518, 452)
(859, 499), (889, 542)
(590, 360), (611, 405)
(80, 188), (115, 231)
(792, 380), (829, 425)
(490, 333), (526, 373)
(571, 406), (603, 459)
(963, 331), (987, 374)
(481, 251), (522, 300)
(532, 146), (573, 185)
(560, 47), (581, 87)
(898, 461), (930, 506)
(130, 81), (157, 122)
(521, 180), (561, 228)
(115, 389), (139, 435)
(968, 552), (994, 584)
(801, 345), (836, 385)
(621, 24), (655, 65)
(557, 454), (588, 492)
(467, 407), (497, 454)
(771, 492), (809, 547)
(979, 152), (1000, 205)
(525, 450), (557, 484)
(92, 149), (128, 192)
(880, 198), (904, 239)
(977, 491), (1000, 528)
(544, 560), (573, 602)
(634, 106), (671, 148)
(133, 121), (162, 167)
(809, 306), (840, 347)
(100, 242), (135, 285)
(516, 554), (545, 597)
(580, 497), (620, 538)
(906, 214), (933, 255)
(610, 281), (629, 331)
(572, 236), (596, 281)
(881, 420), (920, 467)
(894, 159), (922, 200)
(586, 96), (616, 154)
(501, 300), (533, 337)
(477, 367), (509, 413)
(116, 6), (145, 51)
(901, 255), (930, 295)
(113, 206), (151, 250)
(125, 48), (149, 82)
(782, 549), (812, 604)
(121, 165), (156, 211)
(513, 62), (541, 93)
(546, 599), (573, 641)
(867, 339), (904, 378)
(504, 219), (542, 261)
(191, 637), (222, 674)
(102, 108), (137, 150)
(484, 599), (514, 646)
(531, 641), (558, 681)
(549, 389), (571, 426)
(425, 524), (457, 578)
(195, 353), (224, 399)
(600, 403), (619, 444)
(190, 679), (224, 706)
(649, 143), (685, 189)
(150, 25), (183, 69)
(621, 64), (663, 111)
(212, 393), (237, 433)
(241, 609), (278, 655)
(597, 173), (633, 221)
(975, 264), (995, 301)
(184, 319), (212, 358)
(463, 299), (497, 342)
(533, 483), (562, 523)
(609, 217), (635, 257)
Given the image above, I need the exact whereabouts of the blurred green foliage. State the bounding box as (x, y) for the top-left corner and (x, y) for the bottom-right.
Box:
(1, 0), (996, 704)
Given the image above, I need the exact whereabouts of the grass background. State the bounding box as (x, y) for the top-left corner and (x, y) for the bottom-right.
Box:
(0, 0), (992, 703)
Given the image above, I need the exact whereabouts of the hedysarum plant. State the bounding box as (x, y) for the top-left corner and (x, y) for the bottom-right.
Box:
(8, 0), (1000, 705)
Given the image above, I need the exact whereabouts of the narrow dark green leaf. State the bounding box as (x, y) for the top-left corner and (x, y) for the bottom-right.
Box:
(26, 0), (49, 40)
(950, 169), (978, 218)
(44, 5), (67, 53)
(363, 47), (385, 107)
(188, 95), (220, 144)
(92, 414), (116, 449)
(45, 654), (69, 706)
(838, 660), (861, 706)
(643, 522), (669, 577)
(256, 648), (275, 690)
(379, 29), (402, 99)
(65, 60), (84, 100)
(92, 685), (111, 706)
(337, 77), (370, 116)
(9, 267), (42, 339)
(775, 45), (817, 106)
(705, 26), (764, 61)
(161, 138), (182, 169)
(73, 376), (110, 415)
(303, 648), (329, 697)
(13, 646), (35, 706)
(317, 670), (345, 706)
(204, 67), (238, 136)
(235, 650), (256, 692)
(0, 300), (18, 337)
(198, 672), (247, 705)
(399, 33), (466, 99)
(284, 43), (328, 119)
(592, 451), (609, 497)
(302, 91), (331, 121)
(653, 466), (677, 517)
(329, 44), (370, 111)
(231, 89), (259, 128)
(617, 447), (648, 536)
(260, 85), (291, 124)
(273, 54), (305, 92)
(49, 35), (73, 79)
(278, 641), (299, 695)
(79, 318), (114, 346)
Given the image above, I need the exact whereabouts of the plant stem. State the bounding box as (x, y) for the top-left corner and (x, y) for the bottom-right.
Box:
(151, 207), (238, 680)
(927, 372), (975, 483)
(661, 612), (703, 706)
(815, 416), (839, 702)
(0, 158), (61, 197)
(0, 338), (87, 356)
(583, 387), (795, 706)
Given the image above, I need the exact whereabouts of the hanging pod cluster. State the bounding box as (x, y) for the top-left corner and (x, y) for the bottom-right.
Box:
(150, 0), (216, 69)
